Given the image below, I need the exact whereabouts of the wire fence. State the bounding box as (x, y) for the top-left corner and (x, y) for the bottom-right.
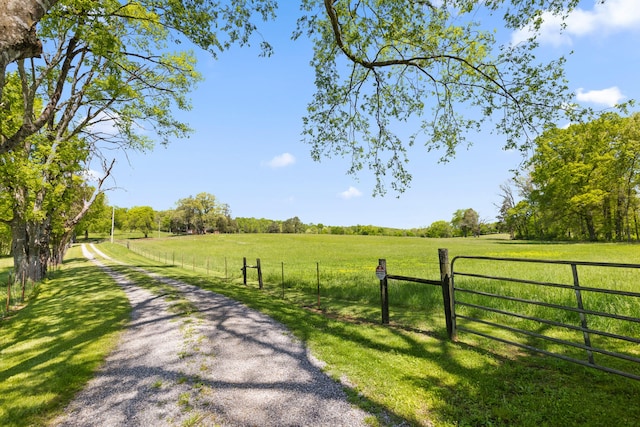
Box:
(1, 271), (39, 318)
(124, 241), (640, 381)
(123, 242), (447, 331)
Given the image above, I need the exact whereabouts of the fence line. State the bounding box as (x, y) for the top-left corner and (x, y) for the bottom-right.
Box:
(118, 241), (640, 381)
(1, 271), (39, 318)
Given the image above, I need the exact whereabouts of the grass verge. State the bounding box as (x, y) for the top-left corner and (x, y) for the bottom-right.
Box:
(0, 246), (130, 427)
(2, 240), (639, 426)
(97, 242), (640, 426)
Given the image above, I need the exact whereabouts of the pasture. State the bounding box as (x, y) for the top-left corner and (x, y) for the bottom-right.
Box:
(123, 233), (640, 336)
(2, 234), (639, 426)
(106, 233), (640, 425)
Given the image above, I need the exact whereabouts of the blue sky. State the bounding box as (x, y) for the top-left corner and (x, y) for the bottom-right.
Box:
(103, 0), (640, 229)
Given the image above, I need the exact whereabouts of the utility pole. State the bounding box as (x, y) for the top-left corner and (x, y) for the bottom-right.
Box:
(110, 206), (115, 243)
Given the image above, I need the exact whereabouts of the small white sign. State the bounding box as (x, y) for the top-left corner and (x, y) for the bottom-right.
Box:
(375, 265), (386, 280)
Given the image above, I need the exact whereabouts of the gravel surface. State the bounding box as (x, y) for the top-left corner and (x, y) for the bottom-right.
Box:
(52, 244), (371, 427)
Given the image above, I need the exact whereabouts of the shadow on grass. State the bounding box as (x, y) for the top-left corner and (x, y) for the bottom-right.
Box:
(46, 259), (395, 427)
(0, 259), (130, 427)
(27, 251), (638, 427)
(157, 270), (640, 427)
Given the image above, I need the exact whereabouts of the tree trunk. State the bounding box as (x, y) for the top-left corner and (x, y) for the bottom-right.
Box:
(0, 0), (58, 63)
(584, 214), (597, 242)
(602, 195), (612, 241)
(615, 192), (625, 242)
(51, 230), (73, 267)
(11, 215), (50, 284)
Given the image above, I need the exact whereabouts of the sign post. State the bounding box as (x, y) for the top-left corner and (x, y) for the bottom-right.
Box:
(378, 259), (389, 324)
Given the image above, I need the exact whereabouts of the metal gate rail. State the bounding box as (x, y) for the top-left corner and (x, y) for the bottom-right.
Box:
(451, 255), (640, 381)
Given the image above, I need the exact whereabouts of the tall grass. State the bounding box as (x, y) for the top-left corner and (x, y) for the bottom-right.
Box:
(123, 234), (640, 322)
(0, 257), (40, 319)
(1, 257), (62, 319)
(123, 233), (640, 377)
(96, 238), (640, 426)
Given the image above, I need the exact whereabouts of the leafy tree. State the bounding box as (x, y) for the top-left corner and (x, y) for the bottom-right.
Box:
(113, 207), (128, 231)
(426, 220), (453, 238)
(0, 71), (112, 280)
(125, 206), (156, 238)
(4, 1), (605, 189)
(0, 212), (10, 255)
(297, 0), (592, 194)
(0, 1), (278, 281)
(236, 217), (275, 233)
(267, 221), (281, 233)
(0, 1), (617, 280)
(526, 113), (640, 241)
(215, 215), (238, 234)
(450, 209), (466, 237)
(330, 226), (346, 235)
(175, 192), (228, 233)
(0, 0), (277, 154)
(156, 210), (174, 234)
(75, 193), (112, 239)
(450, 208), (480, 237)
(496, 182), (517, 238)
(176, 196), (203, 234)
(283, 216), (304, 233)
(461, 209), (480, 237)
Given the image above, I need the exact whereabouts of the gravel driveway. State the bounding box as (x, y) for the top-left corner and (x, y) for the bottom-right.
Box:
(52, 244), (370, 427)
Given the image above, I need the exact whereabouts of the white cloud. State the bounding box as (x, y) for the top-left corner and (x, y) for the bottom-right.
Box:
(81, 169), (102, 182)
(339, 186), (362, 200)
(511, 0), (640, 46)
(87, 111), (119, 136)
(266, 153), (296, 168)
(576, 86), (625, 107)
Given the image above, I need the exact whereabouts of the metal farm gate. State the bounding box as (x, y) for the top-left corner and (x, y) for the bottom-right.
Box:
(450, 255), (640, 381)
(377, 250), (640, 381)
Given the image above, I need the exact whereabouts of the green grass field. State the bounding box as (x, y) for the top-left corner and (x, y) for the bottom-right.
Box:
(2, 234), (639, 426)
(123, 233), (640, 337)
(101, 235), (640, 426)
(0, 247), (130, 426)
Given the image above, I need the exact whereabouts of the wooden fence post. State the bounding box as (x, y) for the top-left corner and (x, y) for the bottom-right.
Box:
(257, 258), (263, 289)
(242, 257), (247, 285)
(439, 248), (456, 340)
(316, 262), (321, 308)
(379, 259), (389, 325)
(6, 274), (10, 314)
(281, 262), (285, 299)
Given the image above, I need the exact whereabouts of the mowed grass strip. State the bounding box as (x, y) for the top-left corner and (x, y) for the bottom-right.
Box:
(96, 240), (640, 427)
(0, 246), (130, 427)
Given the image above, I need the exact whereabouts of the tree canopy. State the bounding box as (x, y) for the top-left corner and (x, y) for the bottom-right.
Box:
(297, 0), (590, 194)
(0, 0), (276, 281)
(0, 0), (625, 280)
(3, 1), (604, 184)
(503, 113), (640, 241)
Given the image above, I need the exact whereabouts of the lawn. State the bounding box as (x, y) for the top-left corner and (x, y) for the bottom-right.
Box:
(2, 235), (639, 426)
(0, 247), (130, 427)
(102, 235), (640, 426)
(123, 233), (640, 335)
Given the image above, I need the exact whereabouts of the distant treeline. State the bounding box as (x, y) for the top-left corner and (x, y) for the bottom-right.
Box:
(222, 215), (500, 237)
